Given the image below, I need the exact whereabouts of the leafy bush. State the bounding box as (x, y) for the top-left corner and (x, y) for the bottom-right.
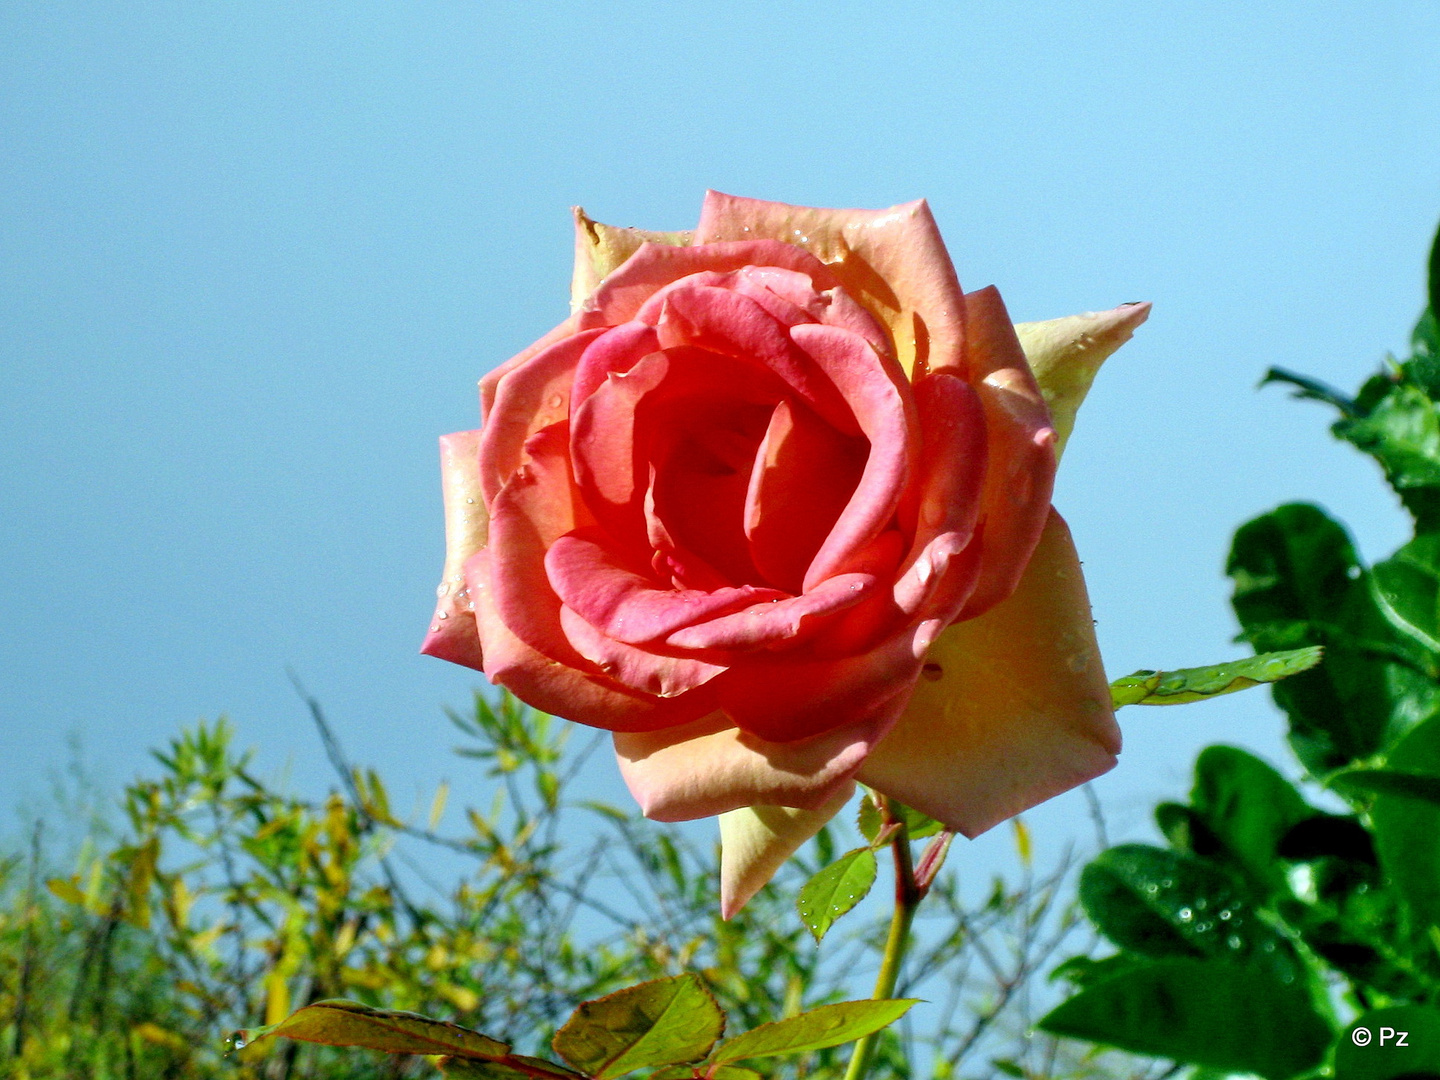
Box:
(1042, 222), (1440, 1080)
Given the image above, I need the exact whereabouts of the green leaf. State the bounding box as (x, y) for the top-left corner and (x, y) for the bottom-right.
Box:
(1334, 1005), (1440, 1080)
(856, 793), (882, 844)
(1227, 503), (1417, 773)
(650, 1068), (761, 1080)
(231, 999), (510, 1060)
(1370, 713), (1440, 936)
(890, 800), (942, 839)
(1038, 958), (1332, 1080)
(1332, 768), (1440, 806)
(1049, 953), (1145, 989)
(1078, 845), (1275, 963)
(796, 847), (877, 942)
(552, 974), (724, 1079)
(1335, 380), (1440, 530)
(1190, 745), (1312, 898)
(1110, 647), (1322, 708)
(712, 999), (917, 1064)
(1261, 366), (1358, 416)
(1371, 532), (1440, 654)
(442, 1061), (542, 1080)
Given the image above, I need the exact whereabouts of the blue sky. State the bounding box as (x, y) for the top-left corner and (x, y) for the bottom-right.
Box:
(3, 2), (1440, 863)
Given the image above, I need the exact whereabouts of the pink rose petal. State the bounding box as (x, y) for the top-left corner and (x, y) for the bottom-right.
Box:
(694, 191), (966, 379)
(545, 528), (787, 644)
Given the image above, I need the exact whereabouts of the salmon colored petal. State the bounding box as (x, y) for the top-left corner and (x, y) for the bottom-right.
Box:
(420, 431), (487, 671)
(570, 321), (661, 412)
(485, 424), (594, 671)
(581, 239), (838, 327)
(744, 398), (867, 593)
(951, 287), (1057, 621)
(468, 551), (713, 734)
(479, 312), (584, 425)
(656, 284), (856, 434)
(664, 572), (876, 651)
(718, 785), (855, 919)
(1016, 302), (1152, 461)
(614, 710), (890, 821)
(545, 528), (786, 644)
(855, 510), (1120, 837)
(480, 328), (605, 504)
(694, 190), (966, 379)
(713, 632), (921, 743)
(557, 604), (728, 698)
(569, 349), (669, 548)
(570, 206), (690, 313)
(789, 323), (917, 590)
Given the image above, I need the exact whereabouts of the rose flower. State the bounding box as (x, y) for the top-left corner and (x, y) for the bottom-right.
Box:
(423, 192), (1148, 913)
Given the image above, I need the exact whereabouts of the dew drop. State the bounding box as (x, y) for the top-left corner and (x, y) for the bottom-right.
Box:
(921, 662), (943, 682)
(1177, 907), (1193, 922)
(548, 393), (564, 409)
(438, 610), (449, 620)
(1218, 909), (1233, 921)
(1227, 934), (1243, 950)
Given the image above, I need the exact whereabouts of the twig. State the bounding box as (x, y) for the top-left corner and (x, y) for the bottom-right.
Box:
(11, 820), (42, 1057)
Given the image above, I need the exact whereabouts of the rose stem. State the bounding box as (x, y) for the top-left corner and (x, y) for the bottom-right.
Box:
(842, 796), (922, 1080)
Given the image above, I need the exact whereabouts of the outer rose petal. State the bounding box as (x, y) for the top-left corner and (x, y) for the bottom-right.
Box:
(420, 431), (487, 670)
(468, 551), (712, 733)
(952, 287), (1058, 621)
(1016, 302), (1152, 461)
(855, 510), (1120, 836)
(718, 784), (855, 920)
(694, 190), (965, 379)
(570, 207), (690, 313)
(613, 704), (899, 821)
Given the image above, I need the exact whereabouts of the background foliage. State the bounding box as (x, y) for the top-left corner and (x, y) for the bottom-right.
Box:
(1041, 222), (1440, 1079)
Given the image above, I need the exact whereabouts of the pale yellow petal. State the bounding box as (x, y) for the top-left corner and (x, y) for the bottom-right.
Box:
(1016, 302), (1151, 460)
(570, 207), (691, 313)
(856, 510), (1119, 837)
(718, 784), (855, 920)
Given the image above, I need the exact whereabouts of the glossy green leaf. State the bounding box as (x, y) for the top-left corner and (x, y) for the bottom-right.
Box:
(1190, 745), (1312, 898)
(1110, 647), (1322, 708)
(712, 999), (917, 1064)
(1227, 503), (1413, 772)
(1039, 958), (1332, 1080)
(1335, 380), (1440, 530)
(796, 847), (877, 942)
(552, 974), (724, 1079)
(1332, 768), (1440, 806)
(1049, 953), (1144, 989)
(1334, 1005), (1440, 1080)
(1371, 533), (1440, 654)
(1078, 845), (1286, 968)
(1371, 713), (1440, 935)
(231, 999), (510, 1060)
